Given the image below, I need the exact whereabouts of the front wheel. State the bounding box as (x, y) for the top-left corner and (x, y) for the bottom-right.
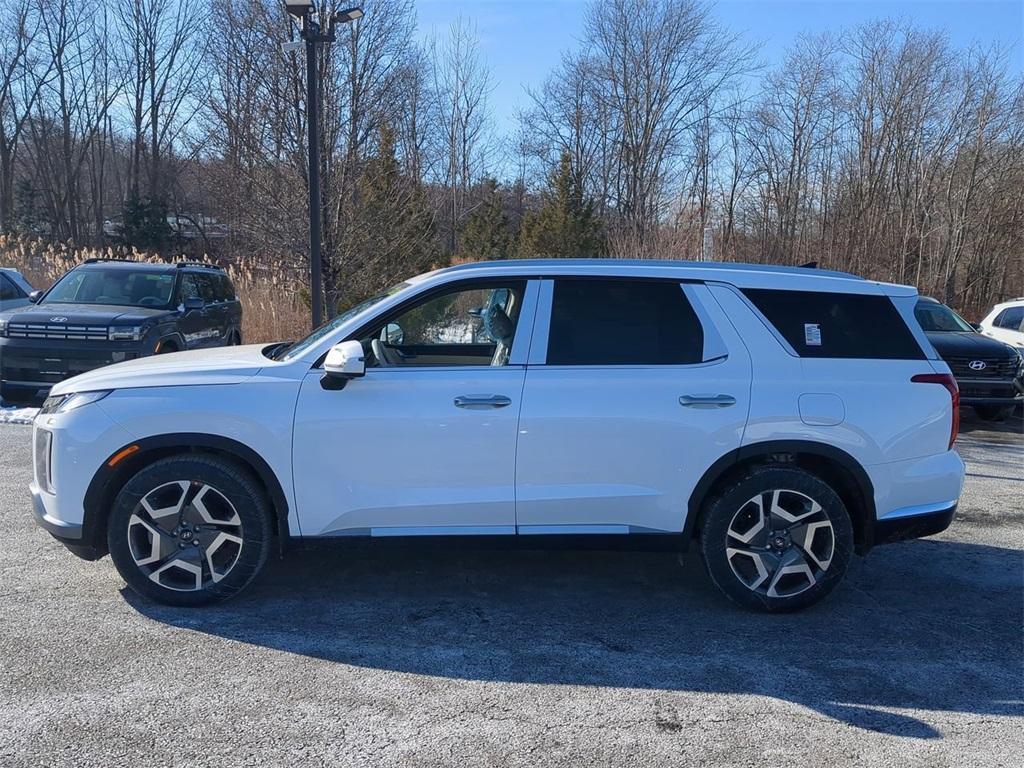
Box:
(107, 454), (272, 606)
(974, 404), (1013, 422)
(699, 467), (854, 612)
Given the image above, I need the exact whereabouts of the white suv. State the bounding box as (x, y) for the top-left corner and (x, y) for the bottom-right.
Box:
(979, 298), (1024, 350)
(30, 260), (965, 612)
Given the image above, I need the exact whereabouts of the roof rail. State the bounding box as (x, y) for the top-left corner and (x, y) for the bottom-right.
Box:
(175, 261), (223, 270)
(82, 257), (141, 264)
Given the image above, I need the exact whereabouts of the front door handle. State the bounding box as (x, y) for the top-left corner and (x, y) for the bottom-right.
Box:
(680, 394), (736, 409)
(454, 394), (512, 410)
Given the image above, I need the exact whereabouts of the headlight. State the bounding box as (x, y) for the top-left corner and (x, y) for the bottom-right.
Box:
(40, 390), (112, 415)
(0, 316), (7, 337)
(108, 325), (145, 341)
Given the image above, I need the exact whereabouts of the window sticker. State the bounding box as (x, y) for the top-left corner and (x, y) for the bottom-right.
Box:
(804, 323), (822, 346)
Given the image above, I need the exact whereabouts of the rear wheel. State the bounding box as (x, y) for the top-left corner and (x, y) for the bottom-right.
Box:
(107, 454), (272, 606)
(699, 467), (854, 612)
(974, 405), (1013, 422)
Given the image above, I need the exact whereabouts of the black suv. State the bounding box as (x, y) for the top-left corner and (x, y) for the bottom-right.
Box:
(915, 297), (1023, 421)
(0, 259), (242, 402)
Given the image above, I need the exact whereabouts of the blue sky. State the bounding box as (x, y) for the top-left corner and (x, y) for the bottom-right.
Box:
(415, 0), (1024, 136)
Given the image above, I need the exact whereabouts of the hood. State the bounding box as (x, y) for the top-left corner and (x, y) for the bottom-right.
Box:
(925, 330), (1018, 358)
(4, 302), (172, 325)
(51, 344), (270, 396)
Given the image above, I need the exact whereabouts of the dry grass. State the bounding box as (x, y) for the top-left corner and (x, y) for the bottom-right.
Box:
(0, 234), (309, 343)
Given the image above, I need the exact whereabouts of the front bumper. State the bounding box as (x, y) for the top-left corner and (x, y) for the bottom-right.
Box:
(954, 375), (1024, 406)
(31, 482), (104, 560)
(0, 336), (153, 397)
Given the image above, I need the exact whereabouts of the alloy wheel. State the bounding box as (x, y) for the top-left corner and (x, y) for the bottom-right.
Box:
(126, 480), (244, 592)
(725, 489), (835, 598)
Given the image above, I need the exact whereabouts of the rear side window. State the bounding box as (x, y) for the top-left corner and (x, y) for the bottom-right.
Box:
(217, 275), (236, 301)
(743, 289), (924, 360)
(0, 274), (21, 300)
(995, 307), (1024, 331)
(547, 279), (704, 365)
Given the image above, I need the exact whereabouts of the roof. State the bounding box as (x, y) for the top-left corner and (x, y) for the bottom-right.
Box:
(75, 259), (223, 273)
(415, 258), (917, 297)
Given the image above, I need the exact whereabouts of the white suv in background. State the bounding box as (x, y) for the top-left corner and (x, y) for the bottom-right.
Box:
(29, 260), (965, 612)
(980, 298), (1024, 350)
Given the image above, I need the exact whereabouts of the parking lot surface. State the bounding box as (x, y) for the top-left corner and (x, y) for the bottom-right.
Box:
(0, 414), (1021, 767)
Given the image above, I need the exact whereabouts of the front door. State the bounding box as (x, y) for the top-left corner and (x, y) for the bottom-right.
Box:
(292, 279), (538, 537)
(515, 279), (752, 535)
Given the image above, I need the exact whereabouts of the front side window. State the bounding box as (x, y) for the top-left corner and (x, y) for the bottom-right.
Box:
(546, 279), (704, 365)
(363, 282), (527, 367)
(43, 268), (175, 308)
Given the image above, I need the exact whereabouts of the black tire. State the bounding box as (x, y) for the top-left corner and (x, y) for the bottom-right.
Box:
(974, 405), (1013, 422)
(107, 454), (272, 606)
(699, 467), (854, 613)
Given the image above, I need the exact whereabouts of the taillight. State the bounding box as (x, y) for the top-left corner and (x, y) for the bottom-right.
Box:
(911, 373), (959, 449)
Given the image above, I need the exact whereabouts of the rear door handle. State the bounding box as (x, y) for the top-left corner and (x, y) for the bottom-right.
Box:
(454, 395), (512, 410)
(680, 394), (736, 409)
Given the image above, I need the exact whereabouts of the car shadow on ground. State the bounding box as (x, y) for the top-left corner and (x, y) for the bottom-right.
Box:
(125, 537), (1023, 739)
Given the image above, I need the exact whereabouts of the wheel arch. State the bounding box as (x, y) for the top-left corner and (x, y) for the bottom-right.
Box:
(82, 433), (291, 557)
(685, 440), (877, 554)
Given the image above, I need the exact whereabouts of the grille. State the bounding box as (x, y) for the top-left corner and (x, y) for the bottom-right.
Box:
(7, 322), (107, 340)
(946, 356), (1018, 378)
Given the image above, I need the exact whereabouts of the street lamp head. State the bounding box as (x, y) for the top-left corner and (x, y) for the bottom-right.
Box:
(333, 7), (363, 24)
(283, 0), (314, 20)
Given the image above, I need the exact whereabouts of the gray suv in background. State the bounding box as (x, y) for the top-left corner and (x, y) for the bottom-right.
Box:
(0, 259), (241, 403)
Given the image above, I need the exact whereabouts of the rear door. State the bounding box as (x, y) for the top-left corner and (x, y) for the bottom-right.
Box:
(514, 278), (752, 535)
(176, 274), (213, 349)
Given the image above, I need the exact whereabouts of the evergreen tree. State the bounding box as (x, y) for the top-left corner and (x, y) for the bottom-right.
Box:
(518, 152), (603, 258)
(457, 178), (512, 261)
(121, 196), (173, 251)
(339, 125), (436, 309)
(13, 178), (42, 235)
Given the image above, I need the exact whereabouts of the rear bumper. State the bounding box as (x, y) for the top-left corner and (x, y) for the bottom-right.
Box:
(873, 503), (957, 546)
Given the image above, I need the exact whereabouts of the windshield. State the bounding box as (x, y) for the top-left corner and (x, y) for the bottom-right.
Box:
(44, 268), (176, 308)
(914, 301), (974, 333)
(273, 282), (411, 361)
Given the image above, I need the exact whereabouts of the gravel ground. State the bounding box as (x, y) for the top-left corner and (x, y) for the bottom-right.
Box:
(0, 413), (1021, 767)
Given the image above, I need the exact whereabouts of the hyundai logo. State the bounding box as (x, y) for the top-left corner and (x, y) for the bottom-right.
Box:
(49, 317), (68, 323)
(968, 360), (987, 371)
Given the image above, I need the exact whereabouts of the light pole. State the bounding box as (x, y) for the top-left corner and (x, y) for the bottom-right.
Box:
(283, 2), (364, 329)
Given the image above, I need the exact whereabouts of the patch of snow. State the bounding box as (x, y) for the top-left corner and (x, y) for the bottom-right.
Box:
(0, 405), (38, 424)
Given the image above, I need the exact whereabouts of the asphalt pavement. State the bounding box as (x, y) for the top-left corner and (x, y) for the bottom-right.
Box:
(0, 413), (1021, 767)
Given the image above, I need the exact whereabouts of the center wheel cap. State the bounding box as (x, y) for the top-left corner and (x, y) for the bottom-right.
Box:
(180, 530), (194, 542)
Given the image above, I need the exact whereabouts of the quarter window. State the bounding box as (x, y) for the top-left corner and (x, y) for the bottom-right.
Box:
(546, 279), (704, 365)
(743, 289), (924, 360)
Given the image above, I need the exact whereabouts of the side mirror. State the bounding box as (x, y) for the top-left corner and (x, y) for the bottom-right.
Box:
(183, 297), (204, 312)
(28, 290), (42, 304)
(382, 322), (404, 345)
(321, 340), (365, 390)
(970, 322), (982, 331)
